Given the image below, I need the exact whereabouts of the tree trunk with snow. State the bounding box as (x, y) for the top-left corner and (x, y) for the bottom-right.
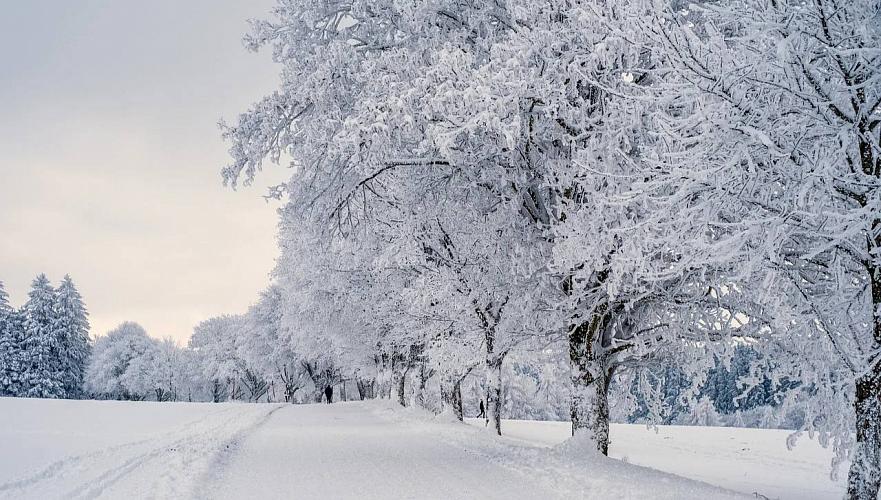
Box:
(568, 301), (614, 455)
(441, 375), (463, 421)
(356, 377), (375, 400)
(847, 368), (881, 499)
(211, 379), (223, 403)
(847, 272), (881, 500)
(476, 300), (507, 435)
(485, 356), (503, 435)
(414, 361), (431, 409)
(377, 354), (393, 399)
(845, 202), (881, 499)
(394, 368), (406, 406)
(570, 357), (613, 455)
(228, 377), (242, 401)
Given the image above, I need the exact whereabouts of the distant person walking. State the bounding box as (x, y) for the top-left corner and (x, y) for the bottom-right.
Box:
(324, 385), (333, 404)
(477, 400), (486, 419)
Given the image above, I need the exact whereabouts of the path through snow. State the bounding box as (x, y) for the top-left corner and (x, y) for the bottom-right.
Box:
(205, 402), (558, 499)
(206, 401), (742, 500)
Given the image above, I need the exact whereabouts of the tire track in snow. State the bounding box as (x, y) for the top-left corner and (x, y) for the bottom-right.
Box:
(0, 406), (241, 494)
(0, 404), (282, 500)
(193, 404), (286, 500)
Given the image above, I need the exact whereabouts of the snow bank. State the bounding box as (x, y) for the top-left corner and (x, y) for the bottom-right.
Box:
(466, 418), (847, 499)
(370, 401), (744, 499)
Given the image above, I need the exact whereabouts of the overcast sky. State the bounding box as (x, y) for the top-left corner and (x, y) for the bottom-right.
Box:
(0, 1), (288, 344)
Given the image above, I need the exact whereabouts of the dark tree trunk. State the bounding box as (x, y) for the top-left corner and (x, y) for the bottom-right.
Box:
(568, 302), (614, 455)
(486, 356), (503, 435)
(441, 376), (464, 421)
(378, 353), (393, 399)
(228, 377), (242, 401)
(570, 354), (613, 455)
(415, 362), (431, 409)
(278, 364), (301, 403)
(453, 379), (463, 420)
(212, 379), (223, 403)
(476, 299), (507, 435)
(394, 369), (406, 406)
(284, 384), (298, 403)
(847, 370), (881, 500)
(356, 377), (375, 400)
(845, 222), (881, 500)
(847, 268), (881, 499)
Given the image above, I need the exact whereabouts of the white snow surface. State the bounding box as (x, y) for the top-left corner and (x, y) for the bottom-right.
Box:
(0, 397), (842, 499)
(471, 419), (846, 500)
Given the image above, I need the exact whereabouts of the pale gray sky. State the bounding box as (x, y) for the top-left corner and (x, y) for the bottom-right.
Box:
(0, 1), (288, 344)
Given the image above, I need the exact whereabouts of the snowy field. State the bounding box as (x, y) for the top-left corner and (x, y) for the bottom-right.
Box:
(0, 398), (844, 499)
(470, 419), (847, 500)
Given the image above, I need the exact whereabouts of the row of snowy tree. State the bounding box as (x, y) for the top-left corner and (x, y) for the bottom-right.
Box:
(84, 305), (793, 430)
(0, 276), (91, 399)
(84, 322), (206, 402)
(216, 0), (880, 497)
(82, 299), (352, 404)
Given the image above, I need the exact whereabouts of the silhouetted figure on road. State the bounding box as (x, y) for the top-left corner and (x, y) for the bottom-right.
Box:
(324, 385), (333, 403)
(478, 400), (486, 419)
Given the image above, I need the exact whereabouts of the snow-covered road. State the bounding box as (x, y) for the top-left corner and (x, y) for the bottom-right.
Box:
(205, 402), (558, 499)
(202, 401), (741, 500)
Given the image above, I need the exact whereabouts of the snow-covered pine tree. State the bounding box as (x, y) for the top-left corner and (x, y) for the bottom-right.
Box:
(0, 281), (25, 396)
(54, 275), (91, 399)
(21, 274), (65, 398)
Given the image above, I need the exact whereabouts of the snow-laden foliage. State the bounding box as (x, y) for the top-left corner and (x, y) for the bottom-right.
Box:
(20, 274), (64, 398)
(212, 0), (880, 495)
(0, 275), (93, 399)
(54, 275), (91, 399)
(0, 281), (25, 396)
(85, 322), (205, 402)
(218, 0), (743, 444)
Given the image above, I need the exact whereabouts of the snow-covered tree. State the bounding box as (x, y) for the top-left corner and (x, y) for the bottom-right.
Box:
(54, 275), (91, 398)
(0, 281), (25, 396)
(220, 0), (563, 432)
(21, 274), (65, 398)
(239, 285), (321, 403)
(219, 0), (736, 446)
(217, 1), (878, 492)
(189, 315), (249, 401)
(634, 1), (881, 495)
(86, 322), (158, 400)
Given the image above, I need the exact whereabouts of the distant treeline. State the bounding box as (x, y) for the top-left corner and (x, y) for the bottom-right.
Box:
(0, 277), (792, 429)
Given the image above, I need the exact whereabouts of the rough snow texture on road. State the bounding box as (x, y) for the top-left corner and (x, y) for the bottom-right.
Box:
(0, 398), (281, 499)
(470, 418), (847, 500)
(0, 398), (838, 499)
(205, 402), (560, 500)
(206, 401), (742, 500)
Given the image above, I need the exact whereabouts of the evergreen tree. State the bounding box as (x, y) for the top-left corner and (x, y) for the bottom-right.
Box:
(21, 274), (64, 398)
(55, 275), (91, 398)
(0, 281), (25, 396)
